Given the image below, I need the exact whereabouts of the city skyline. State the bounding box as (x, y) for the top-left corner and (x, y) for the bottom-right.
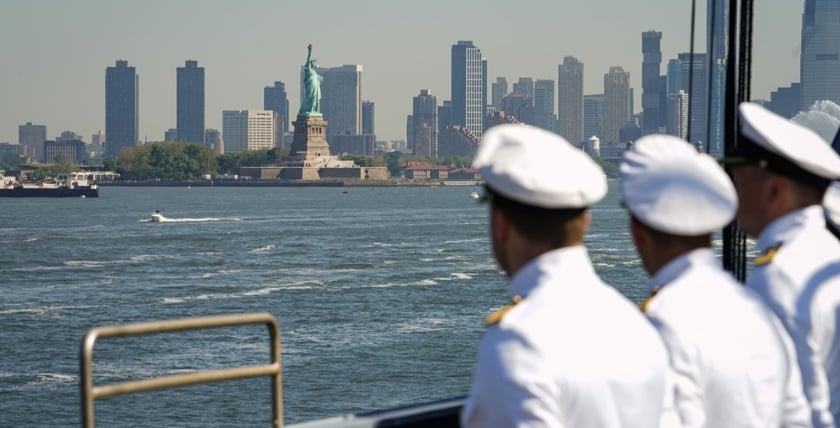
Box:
(0, 1), (801, 146)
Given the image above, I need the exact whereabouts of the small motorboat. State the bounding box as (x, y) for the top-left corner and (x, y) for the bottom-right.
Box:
(469, 191), (480, 199)
(151, 210), (166, 222)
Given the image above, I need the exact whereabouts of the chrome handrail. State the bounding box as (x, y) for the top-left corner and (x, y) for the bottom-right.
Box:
(80, 312), (283, 428)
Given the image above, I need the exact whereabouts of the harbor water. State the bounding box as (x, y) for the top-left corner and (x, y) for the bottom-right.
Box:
(1, 183), (652, 427)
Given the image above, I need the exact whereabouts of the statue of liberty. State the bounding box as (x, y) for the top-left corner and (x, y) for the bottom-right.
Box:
(299, 44), (323, 116)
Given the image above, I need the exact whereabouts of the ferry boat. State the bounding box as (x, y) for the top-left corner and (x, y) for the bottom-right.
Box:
(0, 172), (98, 198)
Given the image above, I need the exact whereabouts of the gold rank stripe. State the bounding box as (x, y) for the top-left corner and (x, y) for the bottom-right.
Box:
(638, 286), (662, 313)
(754, 243), (782, 267)
(485, 295), (523, 326)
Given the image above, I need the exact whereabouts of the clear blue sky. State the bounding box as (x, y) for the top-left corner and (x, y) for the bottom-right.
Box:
(0, 0), (800, 145)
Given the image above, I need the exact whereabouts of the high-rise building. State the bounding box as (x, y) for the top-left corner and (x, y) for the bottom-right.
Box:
(91, 130), (105, 156)
(451, 41), (487, 138)
(412, 90), (438, 158)
(304, 65), (363, 137)
(204, 128), (221, 153)
(603, 67), (631, 144)
(501, 94), (535, 125)
(438, 101), (452, 133)
(801, 0), (840, 110)
(534, 79), (556, 133)
(105, 60), (138, 158)
(491, 77), (508, 109)
(767, 83), (802, 119)
(678, 52), (707, 145)
(667, 90), (690, 140)
(176, 60), (204, 144)
(45, 140), (86, 164)
(558, 56), (584, 143)
(222, 110), (275, 153)
(264, 81), (289, 134)
(667, 59), (683, 95)
(583, 94), (604, 141)
(18, 122), (46, 161)
(642, 31), (663, 136)
(362, 101), (375, 134)
(56, 131), (84, 143)
(512, 77), (535, 100)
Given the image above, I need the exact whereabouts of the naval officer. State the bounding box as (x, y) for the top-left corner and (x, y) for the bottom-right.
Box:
(461, 124), (668, 428)
(621, 134), (811, 427)
(722, 102), (840, 427)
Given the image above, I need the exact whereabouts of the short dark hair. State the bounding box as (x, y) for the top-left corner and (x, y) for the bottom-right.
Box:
(484, 186), (587, 247)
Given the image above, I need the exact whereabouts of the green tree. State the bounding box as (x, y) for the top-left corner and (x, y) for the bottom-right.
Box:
(55, 157), (77, 174)
(592, 156), (618, 179)
(0, 152), (25, 171)
(385, 151), (403, 177)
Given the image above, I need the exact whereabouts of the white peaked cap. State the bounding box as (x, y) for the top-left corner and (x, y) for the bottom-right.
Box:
(473, 124), (607, 209)
(737, 102), (840, 180)
(825, 181), (840, 227)
(620, 134), (737, 235)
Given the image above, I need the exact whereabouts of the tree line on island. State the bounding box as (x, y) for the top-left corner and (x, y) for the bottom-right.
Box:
(1, 141), (618, 181)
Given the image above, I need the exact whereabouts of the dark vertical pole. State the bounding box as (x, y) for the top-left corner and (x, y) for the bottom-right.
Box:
(721, 0), (753, 281)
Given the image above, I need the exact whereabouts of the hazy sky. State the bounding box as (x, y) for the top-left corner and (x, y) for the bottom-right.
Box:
(0, 0), (801, 145)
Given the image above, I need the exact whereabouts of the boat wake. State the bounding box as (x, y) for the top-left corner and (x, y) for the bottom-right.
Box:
(145, 215), (240, 223)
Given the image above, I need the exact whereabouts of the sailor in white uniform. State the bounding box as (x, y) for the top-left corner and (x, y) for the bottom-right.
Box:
(722, 102), (840, 427)
(621, 134), (811, 427)
(461, 124), (668, 428)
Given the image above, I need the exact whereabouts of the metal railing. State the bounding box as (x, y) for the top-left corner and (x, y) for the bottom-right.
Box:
(80, 312), (283, 428)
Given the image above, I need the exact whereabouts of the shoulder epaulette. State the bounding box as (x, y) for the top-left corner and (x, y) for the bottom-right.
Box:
(485, 295), (523, 326)
(638, 286), (662, 313)
(754, 243), (782, 267)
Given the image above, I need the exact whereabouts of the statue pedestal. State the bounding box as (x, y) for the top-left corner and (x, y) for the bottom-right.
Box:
(287, 115), (331, 166)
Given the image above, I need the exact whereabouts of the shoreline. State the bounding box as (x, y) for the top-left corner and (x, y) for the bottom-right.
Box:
(100, 180), (483, 188)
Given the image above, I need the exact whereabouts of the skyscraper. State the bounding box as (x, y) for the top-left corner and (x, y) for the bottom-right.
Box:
(412, 89), (438, 158)
(583, 94), (604, 140)
(451, 41), (487, 138)
(558, 56), (584, 143)
(534, 79), (556, 133)
(362, 101), (375, 134)
(176, 60), (204, 144)
(204, 128), (221, 153)
(105, 60), (138, 158)
(222, 110), (275, 153)
(642, 31), (663, 136)
(304, 65), (363, 137)
(491, 77), (508, 109)
(667, 59), (683, 95)
(603, 66), (631, 144)
(667, 90), (690, 139)
(264, 81), (289, 134)
(18, 122), (46, 162)
(512, 77), (535, 100)
(678, 52), (707, 146)
(801, 0), (840, 109)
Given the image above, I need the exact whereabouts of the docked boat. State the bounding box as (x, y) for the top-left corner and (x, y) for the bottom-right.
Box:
(469, 191), (479, 199)
(0, 173), (98, 198)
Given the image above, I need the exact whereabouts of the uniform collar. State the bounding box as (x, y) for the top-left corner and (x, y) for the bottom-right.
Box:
(757, 205), (825, 253)
(648, 247), (716, 293)
(507, 245), (592, 299)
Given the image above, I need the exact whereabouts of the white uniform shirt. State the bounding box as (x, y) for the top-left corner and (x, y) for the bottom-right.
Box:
(645, 248), (811, 427)
(461, 246), (668, 428)
(748, 205), (840, 428)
